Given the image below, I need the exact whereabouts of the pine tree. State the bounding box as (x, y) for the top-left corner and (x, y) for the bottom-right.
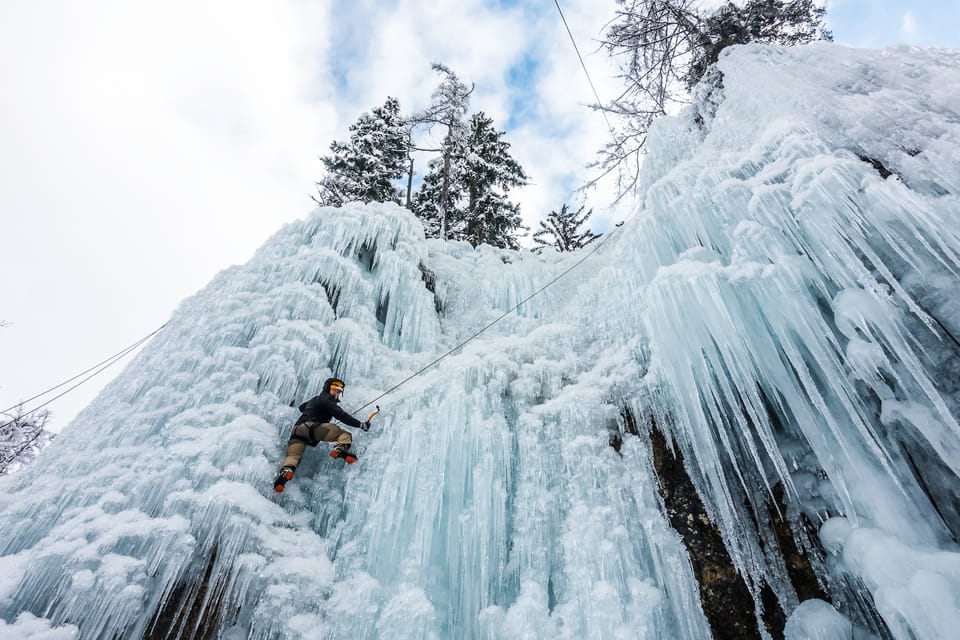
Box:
(459, 113), (529, 249)
(314, 97), (412, 207)
(0, 405), (53, 475)
(412, 157), (465, 239)
(409, 64), (473, 239)
(409, 68), (529, 248)
(532, 204), (599, 252)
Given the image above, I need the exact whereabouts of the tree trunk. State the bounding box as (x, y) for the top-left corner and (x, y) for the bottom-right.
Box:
(440, 122), (453, 240)
(406, 155), (414, 209)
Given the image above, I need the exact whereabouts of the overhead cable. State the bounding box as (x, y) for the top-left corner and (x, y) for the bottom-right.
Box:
(353, 227), (622, 412)
(354, 6), (628, 412)
(0, 324), (167, 429)
(553, 0), (618, 139)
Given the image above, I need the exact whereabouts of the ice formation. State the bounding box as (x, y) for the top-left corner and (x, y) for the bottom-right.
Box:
(2, 43), (959, 639)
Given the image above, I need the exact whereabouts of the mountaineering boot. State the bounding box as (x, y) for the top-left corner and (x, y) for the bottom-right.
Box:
(273, 466), (295, 493)
(330, 443), (357, 464)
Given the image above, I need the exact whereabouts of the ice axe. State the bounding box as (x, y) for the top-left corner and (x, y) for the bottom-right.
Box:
(362, 405), (380, 431)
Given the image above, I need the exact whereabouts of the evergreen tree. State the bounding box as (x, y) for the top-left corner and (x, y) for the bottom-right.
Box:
(410, 67), (529, 248)
(414, 111), (529, 248)
(314, 97), (412, 207)
(412, 157), (465, 239)
(532, 203), (600, 252)
(459, 113), (529, 249)
(0, 406), (53, 475)
(409, 64), (473, 239)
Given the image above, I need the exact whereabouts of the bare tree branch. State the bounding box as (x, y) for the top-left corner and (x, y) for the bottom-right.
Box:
(591, 0), (831, 201)
(0, 404), (53, 474)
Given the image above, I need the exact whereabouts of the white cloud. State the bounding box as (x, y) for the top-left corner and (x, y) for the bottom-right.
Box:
(901, 11), (918, 39)
(0, 0), (338, 429)
(0, 0), (626, 429)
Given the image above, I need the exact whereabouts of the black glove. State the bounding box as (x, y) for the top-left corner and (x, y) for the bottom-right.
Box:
(361, 421), (371, 432)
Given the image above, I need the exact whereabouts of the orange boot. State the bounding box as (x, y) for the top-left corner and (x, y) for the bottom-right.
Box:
(273, 466), (295, 492)
(330, 443), (358, 464)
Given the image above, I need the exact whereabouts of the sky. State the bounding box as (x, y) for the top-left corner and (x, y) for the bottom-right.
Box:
(1, 0), (958, 434)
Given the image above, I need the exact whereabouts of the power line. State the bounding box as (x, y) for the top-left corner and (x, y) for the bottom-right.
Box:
(7, 8), (615, 425)
(2, 233), (619, 424)
(553, 0), (617, 138)
(0, 324), (166, 415)
(0, 324), (167, 429)
(354, 227), (622, 412)
(353, 6), (629, 412)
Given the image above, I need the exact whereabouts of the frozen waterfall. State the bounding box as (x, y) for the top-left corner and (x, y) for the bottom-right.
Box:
(2, 43), (960, 639)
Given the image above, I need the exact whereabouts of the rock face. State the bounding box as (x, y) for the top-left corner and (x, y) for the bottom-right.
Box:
(646, 414), (896, 640)
(3, 44), (960, 639)
(145, 546), (223, 640)
(648, 421), (765, 639)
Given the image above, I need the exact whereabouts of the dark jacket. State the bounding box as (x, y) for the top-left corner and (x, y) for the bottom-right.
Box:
(296, 392), (363, 429)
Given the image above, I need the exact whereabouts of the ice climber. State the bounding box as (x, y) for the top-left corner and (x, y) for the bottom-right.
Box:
(273, 377), (372, 492)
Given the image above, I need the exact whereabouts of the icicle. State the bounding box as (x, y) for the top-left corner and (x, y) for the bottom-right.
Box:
(3, 46), (960, 640)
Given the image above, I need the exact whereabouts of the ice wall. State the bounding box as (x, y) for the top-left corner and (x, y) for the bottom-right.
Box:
(0, 201), (705, 640)
(1, 43), (959, 639)
(627, 43), (960, 637)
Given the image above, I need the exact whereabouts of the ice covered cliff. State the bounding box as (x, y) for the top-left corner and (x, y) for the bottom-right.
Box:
(2, 43), (959, 639)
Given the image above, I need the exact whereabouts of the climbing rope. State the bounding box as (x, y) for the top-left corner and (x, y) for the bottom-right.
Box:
(3, 221), (622, 428)
(353, 224), (624, 413)
(0, 324), (167, 430)
(351, 7), (628, 412)
(553, 0), (618, 140)
(8, 9), (618, 426)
